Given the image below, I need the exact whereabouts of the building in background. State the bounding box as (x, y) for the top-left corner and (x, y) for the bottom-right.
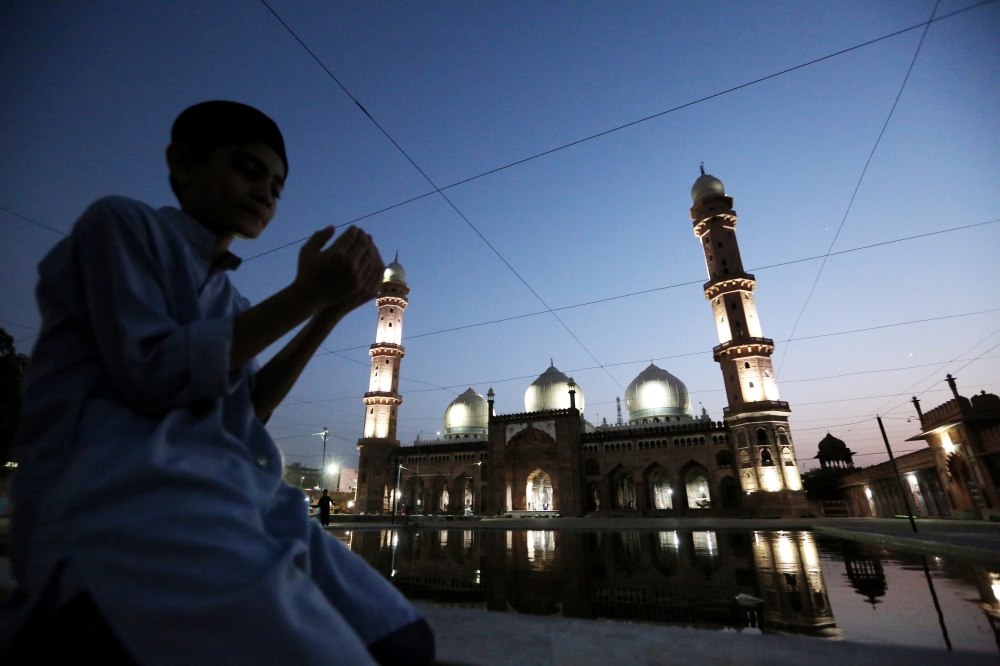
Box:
(839, 376), (1000, 520)
(355, 172), (811, 517)
(282, 462), (321, 490)
(338, 467), (358, 494)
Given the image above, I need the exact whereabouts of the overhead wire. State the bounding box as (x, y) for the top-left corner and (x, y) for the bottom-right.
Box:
(241, 0), (997, 264)
(0, 205), (67, 237)
(314, 217), (1000, 355)
(776, 0), (942, 374)
(260, 0), (625, 392)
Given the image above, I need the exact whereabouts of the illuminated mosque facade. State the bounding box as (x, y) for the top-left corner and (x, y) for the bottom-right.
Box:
(355, 172), (810, 517)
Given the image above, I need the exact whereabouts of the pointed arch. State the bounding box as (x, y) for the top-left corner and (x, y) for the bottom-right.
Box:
(644, 463), (674, 509)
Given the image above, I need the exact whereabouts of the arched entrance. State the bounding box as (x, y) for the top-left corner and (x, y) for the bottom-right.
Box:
(948, 454), (984, 511)
(413, 477), (425, 514)
(526, 469), (554, 510)
(647, 468), (673, 509)
(719, 475), (739, 509)
(439, 483), (450, 512)
(586, 482), (601, 512)
(686, 468), (712, 509)
(611, 468), (636, 509)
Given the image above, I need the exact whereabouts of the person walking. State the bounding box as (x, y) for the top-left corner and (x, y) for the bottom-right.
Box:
(315, 489), (333, 528)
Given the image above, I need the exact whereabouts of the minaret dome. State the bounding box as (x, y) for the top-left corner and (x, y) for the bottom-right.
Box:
(383, 252), (407, 284)
(691, 166), (725, 203)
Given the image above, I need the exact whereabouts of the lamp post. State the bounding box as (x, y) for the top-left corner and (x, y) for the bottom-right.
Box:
(313, 428), (330, 485)
(876, 415), (917, 533)
(392, 464), (403, 524)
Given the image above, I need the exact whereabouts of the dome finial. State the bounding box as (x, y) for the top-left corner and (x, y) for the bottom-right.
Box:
(550, 357), (554, 367)
(394, 250), (398, 262)
(700, 162), (705, 176)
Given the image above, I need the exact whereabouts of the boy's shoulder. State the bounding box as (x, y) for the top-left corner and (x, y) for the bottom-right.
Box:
(76, 196), (160, 231)
(67, 196), (178, 252)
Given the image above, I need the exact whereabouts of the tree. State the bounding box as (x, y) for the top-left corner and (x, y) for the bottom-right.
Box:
(0, 328), (29, 465)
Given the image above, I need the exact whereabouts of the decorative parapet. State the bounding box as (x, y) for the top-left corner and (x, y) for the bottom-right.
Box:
(703, 274), (756, 299)
(919, 397), (972, 430)
(493, 408), (575, 422)
(398, 439), (489, 454)
(581, 420), (728, 443)
(838, 447), (937, 488)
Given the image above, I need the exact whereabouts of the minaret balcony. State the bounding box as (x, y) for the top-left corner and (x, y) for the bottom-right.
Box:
(703, 273), (756, 299)
(369, 342), (405, 357)
(363, 392), (403, 405)
(375, 294), (409, 307)
(723, 401), (790, 418)
(713, 337), (774, 360)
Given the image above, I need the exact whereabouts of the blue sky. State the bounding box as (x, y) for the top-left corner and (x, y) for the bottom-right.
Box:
(2, 1), (998, 471)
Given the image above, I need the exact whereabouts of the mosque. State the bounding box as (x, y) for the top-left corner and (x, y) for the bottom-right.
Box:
(354, 171), (810, 517)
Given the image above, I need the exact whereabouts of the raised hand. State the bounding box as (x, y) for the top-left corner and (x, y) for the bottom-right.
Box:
(293, 225), (385, 315)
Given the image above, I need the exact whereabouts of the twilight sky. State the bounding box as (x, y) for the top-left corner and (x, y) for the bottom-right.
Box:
(1, 1), (998, 472)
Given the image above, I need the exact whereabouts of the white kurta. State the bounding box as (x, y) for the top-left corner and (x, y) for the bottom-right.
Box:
(2, 197), (422, 664)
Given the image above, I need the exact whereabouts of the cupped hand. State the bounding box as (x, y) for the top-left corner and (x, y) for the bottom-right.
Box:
(293, 226), (385, 314)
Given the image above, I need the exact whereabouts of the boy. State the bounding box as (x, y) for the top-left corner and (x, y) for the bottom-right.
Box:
(0, 101), (434, 665)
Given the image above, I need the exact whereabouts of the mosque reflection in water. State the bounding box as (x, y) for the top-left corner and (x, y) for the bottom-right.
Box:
(343, 529), (840, 639)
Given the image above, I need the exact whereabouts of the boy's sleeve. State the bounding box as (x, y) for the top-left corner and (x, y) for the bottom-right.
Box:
(70, 198), (235, 412)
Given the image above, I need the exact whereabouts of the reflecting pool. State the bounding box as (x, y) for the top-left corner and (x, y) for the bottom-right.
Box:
(333, 529), (1000, 655)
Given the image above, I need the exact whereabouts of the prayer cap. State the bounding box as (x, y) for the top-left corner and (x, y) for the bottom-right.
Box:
(171, 100), (287, 175)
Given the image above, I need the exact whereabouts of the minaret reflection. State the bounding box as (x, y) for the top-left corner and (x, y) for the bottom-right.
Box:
(344, 528), (842, 640)
(751, 531), (841, 639)
(840, 540), (887, 608)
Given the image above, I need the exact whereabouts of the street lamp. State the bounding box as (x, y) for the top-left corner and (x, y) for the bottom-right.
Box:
(312, 427), (330, 481)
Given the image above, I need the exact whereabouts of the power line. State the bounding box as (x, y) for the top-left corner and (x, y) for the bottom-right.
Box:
(314, 217), (1000, 355)
(781, 355), (1000, 385)
(242, 0), (997, 263)
(261, 0), (624, 392)
(776, 0), (942, 374)
(777, 307), (1000, 344)
(790, 382), (997, 408)
(279, 340), (1000, 420)
(0, 205), (68, 237)
(0, 317), (38, 332)
(319, 306), (1000, 394)
(859, 325), (1000, 421)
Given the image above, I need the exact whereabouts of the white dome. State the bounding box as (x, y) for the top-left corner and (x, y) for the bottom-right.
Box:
(383, 252), (406, 284)
(691, 172), (725, 203)
(625, 363), (691, 423)
(444, 388), (488, 437)
(524, 363), (584, 413)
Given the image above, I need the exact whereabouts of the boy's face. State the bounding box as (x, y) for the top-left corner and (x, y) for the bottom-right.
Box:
(168, 141), (286, 240)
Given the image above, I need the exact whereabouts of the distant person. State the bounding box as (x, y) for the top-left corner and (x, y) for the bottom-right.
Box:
(0, 101), (434, 665)
(315, 489), (333, 527)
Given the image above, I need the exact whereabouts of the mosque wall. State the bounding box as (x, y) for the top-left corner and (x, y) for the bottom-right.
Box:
(486, 409), (585, 517)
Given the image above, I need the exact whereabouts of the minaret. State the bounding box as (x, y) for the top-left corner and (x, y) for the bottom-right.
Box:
(362, 253), (408, 440)
(689, 168), (805, 507)
(355, 254), (408, 514)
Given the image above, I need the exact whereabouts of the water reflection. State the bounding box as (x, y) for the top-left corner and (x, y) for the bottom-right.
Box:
(342, 528), (999, 653)
(348, 529), (837, 637)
